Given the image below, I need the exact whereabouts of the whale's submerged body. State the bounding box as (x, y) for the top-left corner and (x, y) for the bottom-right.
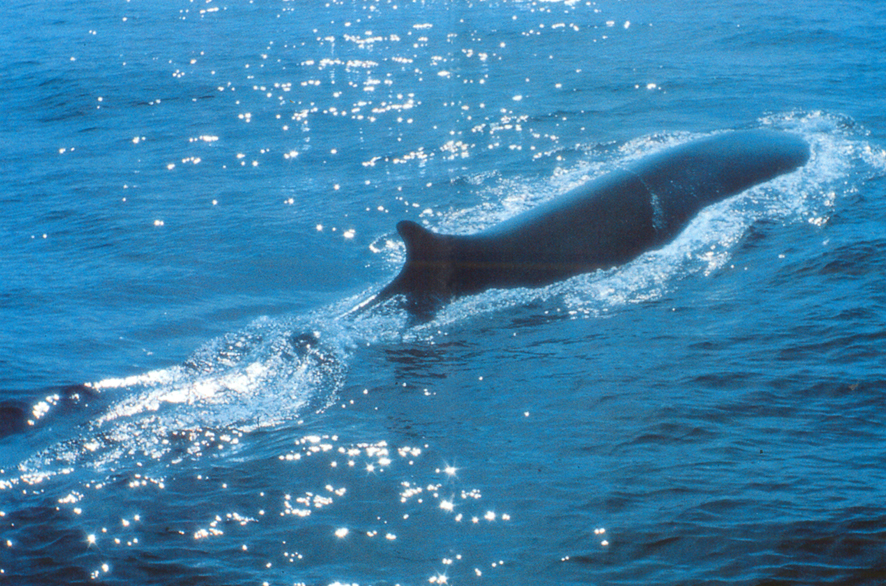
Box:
(371, 129), (810, 314)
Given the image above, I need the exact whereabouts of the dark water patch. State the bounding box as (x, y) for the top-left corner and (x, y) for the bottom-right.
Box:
(763, 511), (886, 585)
(816, 241), (886, 277)
(0, 504), (98, 585)
(34, 78), (96, 124)
(775, 321), (886, 365)
(621, 421), (719, 449)
(732, 217), (787, 253)
(0, 401), (29, 438)
(110, 553), (224, 586)
(0, 384), (94, 440)
(382, 343), (465, 380)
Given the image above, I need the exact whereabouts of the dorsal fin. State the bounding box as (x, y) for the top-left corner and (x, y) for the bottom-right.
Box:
(371, 220), (455, 314)
(396, 220), (444, 262)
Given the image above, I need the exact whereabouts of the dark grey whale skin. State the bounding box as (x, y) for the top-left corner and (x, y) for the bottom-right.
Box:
(371, 129), (810, 313)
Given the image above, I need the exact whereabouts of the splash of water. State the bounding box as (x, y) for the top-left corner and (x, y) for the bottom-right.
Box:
(7, 113), (877, 485)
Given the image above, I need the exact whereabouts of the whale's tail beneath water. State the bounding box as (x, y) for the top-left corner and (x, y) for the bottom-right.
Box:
(352, 129), (810, 317)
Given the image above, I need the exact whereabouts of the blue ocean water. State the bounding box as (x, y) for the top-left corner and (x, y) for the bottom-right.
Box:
(2, 0), (886, 584)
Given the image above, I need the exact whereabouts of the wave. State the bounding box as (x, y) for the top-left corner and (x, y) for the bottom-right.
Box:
(3, 111), (879, 488)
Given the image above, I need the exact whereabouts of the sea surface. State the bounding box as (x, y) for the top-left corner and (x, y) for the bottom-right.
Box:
(2, 1), (886, 584)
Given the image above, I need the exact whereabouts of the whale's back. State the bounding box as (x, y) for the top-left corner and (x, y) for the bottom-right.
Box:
(376, 130), (811, 312)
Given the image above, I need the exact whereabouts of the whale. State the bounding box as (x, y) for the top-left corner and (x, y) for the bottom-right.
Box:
(358, 129), (810, 315)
